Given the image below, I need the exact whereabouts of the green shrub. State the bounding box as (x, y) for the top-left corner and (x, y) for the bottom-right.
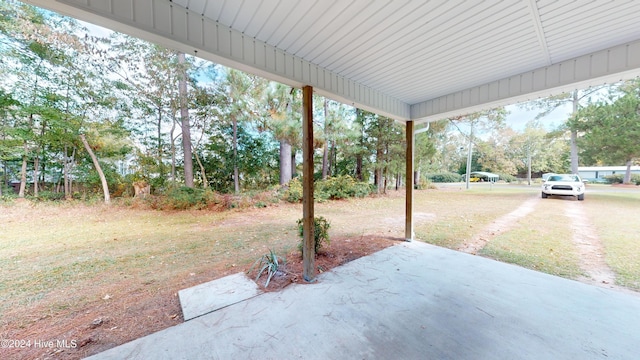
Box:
(160, 186), (208, 210)
(36, 191), (66, 201)
(297, 216), (331, 255)
(416, 179), (435, 190)
(318, 175), (358, 199)
(0, 193), (16, 203)
(284, 176), (373, 203)
(425, 172), (462, 183)
(314, 187), (331, 203)
(604, 174), (640, 184)
(284, 178), (303, 202)
(353, 182), (375, 197)
(604, 174), (623, 184)
(497, 173), (517, 183)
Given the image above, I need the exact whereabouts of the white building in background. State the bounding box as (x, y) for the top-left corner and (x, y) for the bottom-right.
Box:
(578, 166), (640, 180)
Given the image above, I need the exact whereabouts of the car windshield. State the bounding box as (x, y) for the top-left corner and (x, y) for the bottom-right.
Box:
(548, 175), (580, 182)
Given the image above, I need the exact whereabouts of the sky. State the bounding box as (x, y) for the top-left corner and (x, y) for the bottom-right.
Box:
(505, 102), (573, 132)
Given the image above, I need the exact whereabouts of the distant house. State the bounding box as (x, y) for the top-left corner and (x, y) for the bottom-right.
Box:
(8, 181), (21, 194)
(578, 166), (640, 180)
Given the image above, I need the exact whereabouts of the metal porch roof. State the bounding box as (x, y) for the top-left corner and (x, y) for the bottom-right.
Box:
(23, 0), (640, 122)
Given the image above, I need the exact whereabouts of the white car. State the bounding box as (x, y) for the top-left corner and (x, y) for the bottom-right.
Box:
(541, 174), (585, 201)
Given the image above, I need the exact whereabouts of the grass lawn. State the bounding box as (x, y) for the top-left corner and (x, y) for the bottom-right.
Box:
(479, 198), (583, 278)
(1, 183), (639, 358)
(582, 189), (640, 290)
(0, 202), (301, 318)
(415, 185), (537, 249)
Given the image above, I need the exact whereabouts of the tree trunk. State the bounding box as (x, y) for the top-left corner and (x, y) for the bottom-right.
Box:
(1, 160), (7, 196)
(170, 116), (177, 185)
(63, 145), (69, 198)
(330, 140), (337, 177)
(279, 140), (292, 185)
(570, 90), (580, 174)
(355, 154), (363, 182)
(193, 146), (208, 188)
(465, 123), (473, 190)
(291, 151), (297, 178)
(18, 148), (27, 198)
(232, 114), (240, 193)
(80, 134), (110, 204)
(322, 98), (329, 180)
(178, 52), (194, 188)
(414, 169), (420, 188)
(33, 155), (39, 197)
(375, 143), (384, 193)
(527, 148), (532, 186)
(382, 166), (388, 195)
(157, 106), (164, 178)
(63, 146), (75, 200)
(355, 108), (364, 181)
(624, 159), (633, 184)
(68, 148), (75, 197)
(55, 170), (62, 193)
(322, 142), (329, 180)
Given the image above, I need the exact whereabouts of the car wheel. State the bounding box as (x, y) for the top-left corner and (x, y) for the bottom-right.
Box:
(541, 192), (548, 199)
(577, 194), (584, 201)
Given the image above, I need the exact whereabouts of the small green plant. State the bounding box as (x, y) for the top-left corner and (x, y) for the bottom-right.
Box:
(296, 216), (331, 255)
(247, 249), (283, 287)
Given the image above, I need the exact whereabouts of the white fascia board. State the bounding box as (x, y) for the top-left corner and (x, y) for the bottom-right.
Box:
(411, 40), (640, 123)
(25, 0), (411, 121)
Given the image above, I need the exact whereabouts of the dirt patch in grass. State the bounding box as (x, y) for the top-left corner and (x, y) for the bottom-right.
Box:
(254, 235), (398, 290)
(458, 196), (539, 254)
(564, 201), (618, 288)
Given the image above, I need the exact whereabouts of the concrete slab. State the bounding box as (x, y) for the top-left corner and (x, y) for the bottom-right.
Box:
(178, 272), (262, 321)
(88, 242), (640, 359)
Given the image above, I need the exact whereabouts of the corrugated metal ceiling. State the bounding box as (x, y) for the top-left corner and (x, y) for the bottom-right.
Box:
(171, 0), (640, 105)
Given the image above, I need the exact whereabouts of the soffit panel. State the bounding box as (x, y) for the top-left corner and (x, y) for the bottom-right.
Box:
(193, 0), (558, 106)
(539, 0), (640, 63)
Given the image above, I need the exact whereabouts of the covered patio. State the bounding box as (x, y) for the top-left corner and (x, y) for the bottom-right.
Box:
(87, 241), (640, 359)
(21, 1), (640, 357)
(25, 0), (640, 281)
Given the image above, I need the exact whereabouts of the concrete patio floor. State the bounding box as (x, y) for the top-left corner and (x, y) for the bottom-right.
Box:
(87, 241), (640, 359)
